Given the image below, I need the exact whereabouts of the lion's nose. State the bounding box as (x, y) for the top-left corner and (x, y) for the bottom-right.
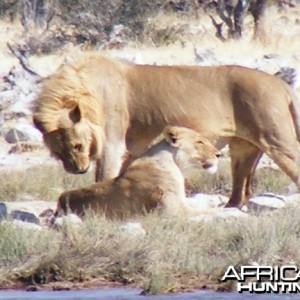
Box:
(76, 162), (91, 174)
(63, 160), (90, 174)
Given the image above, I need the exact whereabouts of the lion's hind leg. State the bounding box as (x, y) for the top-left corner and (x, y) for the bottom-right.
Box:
(261, 144), (300, 191)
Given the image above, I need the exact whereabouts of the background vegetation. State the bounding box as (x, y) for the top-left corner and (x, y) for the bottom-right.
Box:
(0, 0), (298, 54)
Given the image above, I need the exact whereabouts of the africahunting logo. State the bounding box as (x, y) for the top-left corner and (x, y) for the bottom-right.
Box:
(221, 266), (300, 293)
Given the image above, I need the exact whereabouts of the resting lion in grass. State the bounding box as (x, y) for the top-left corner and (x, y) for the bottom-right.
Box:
(56, 126), (221, 218)
(34, 53), (300, 208)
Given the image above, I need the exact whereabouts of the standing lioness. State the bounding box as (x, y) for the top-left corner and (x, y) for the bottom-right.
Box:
(56, 126), (221, 219)
(34, 53), (300, 208)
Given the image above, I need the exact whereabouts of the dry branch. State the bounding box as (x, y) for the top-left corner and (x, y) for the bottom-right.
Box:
(7, 42), (42, 79)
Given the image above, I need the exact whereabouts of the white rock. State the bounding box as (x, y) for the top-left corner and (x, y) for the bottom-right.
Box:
(53, 214), (83, 229)
(118, 222), (146, 237)
(10, 95), (34, 116)
(249, 193), (286, 210)
(190, 207), (247, 222)
(284, 193), (300, 205)
(132, 53), (144, 65)
(186, 193), (228, 210)
(214, 207), (248, 219)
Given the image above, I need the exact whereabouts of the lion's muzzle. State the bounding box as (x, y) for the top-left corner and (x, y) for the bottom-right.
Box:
(63, 160), (90, 174)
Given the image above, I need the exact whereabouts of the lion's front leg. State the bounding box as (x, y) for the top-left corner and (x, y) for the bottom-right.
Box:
(95, 141), (127, 182)
(225, 138), (261, 208)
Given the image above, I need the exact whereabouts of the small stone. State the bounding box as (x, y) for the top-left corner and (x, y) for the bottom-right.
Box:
(0, 203), (7, 219)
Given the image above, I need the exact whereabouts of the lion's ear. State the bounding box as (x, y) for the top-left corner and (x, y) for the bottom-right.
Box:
(69, 105), (82, 123)
(163, 126), (180, 147)
(33, 117), (45, 133)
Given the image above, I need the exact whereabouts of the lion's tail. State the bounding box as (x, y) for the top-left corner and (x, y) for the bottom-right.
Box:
(288, 86), (300, 143)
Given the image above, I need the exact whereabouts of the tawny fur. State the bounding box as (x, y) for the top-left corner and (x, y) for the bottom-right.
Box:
(56, 126), (220, 219)
(34, 53), (300, 208)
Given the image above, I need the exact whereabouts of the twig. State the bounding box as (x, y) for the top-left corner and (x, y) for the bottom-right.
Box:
(7, 42), (42, 79)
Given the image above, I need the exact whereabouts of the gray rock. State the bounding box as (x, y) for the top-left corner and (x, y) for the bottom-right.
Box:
(5, 128), (30, 143)
(4, 200), (57, 222)
(4, 123), (42, 143)
(11, 210), (40, 224)
(0, 203), (7, 219)
(274, 67), (298, 87)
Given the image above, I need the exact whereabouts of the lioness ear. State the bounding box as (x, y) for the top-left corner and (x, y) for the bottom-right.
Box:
(164, 126), (180, 147)
(69, 105), (81, 123)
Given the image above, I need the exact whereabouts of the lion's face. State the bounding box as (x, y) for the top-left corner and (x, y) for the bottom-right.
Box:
(34, 104), (104, 175)
(44, 122), (96, 174)
(164, 126), (221, 175)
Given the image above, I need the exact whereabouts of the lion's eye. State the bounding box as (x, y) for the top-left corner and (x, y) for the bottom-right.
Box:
(74, 144), (83, 152)
(197, 141), (204, 144)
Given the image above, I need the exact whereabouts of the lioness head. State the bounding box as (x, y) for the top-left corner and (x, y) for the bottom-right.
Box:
(163, 126), (221, 175)
(35, 105), (103, 174)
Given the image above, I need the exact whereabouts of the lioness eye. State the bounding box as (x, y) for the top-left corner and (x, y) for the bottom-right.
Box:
(197, 141), (204, 144)
(74, 144), (83, 151)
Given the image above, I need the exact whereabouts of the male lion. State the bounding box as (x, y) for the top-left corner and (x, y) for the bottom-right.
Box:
(33, 53), (300, 208)
(56, 126), (221, 218)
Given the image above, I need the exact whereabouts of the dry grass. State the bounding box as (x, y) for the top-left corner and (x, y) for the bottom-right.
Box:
(0, 158), (296, 293)
(1, 205), (300, 293)
(187, 158), (291, 197)
(0, 157), (292, 203)
(0, 154), (296, 294)
(0, 165), (94, 202)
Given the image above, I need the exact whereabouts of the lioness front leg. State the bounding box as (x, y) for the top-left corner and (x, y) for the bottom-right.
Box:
(226, 138), (261, 208)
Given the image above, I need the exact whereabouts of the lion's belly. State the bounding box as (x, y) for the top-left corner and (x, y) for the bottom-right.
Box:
(126, 110), (235, 154)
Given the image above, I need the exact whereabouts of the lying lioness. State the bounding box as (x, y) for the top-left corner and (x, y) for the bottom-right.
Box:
(56, 126), (221, 219)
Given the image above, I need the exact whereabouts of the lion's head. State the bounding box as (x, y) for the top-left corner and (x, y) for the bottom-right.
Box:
(163, 126), (221, 175)
(33, 61), (105, 174)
